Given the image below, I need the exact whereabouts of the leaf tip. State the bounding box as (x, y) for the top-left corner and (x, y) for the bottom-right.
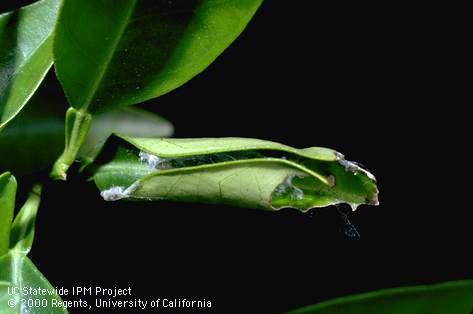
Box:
(336, 153), (377, 182)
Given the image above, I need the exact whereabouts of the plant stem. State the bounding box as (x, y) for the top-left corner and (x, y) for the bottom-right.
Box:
(10, 184), (42, 254)
(50, 108), (92, 180)
(0, 172), (17, 256)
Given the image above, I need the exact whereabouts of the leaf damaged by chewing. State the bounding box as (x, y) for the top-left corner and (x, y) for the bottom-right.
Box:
(90, 136), (379, 212)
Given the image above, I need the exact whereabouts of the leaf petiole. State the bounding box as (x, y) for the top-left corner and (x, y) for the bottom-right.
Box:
(50, 107), (92, 180)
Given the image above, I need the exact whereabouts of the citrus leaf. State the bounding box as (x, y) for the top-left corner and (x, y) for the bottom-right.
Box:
(91, 136), (378, 212)
(51, 0), (262, 179)
(54, 0), (262, 113)
(0, 253), (67, 314)
(0, 0), (60, 131)
(288, 280), (473, 314)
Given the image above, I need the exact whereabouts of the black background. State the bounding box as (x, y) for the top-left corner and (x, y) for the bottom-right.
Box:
(2, 1), (470, 313)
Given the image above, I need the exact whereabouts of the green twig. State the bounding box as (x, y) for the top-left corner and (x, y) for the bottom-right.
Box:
(0, 172), (17, 256)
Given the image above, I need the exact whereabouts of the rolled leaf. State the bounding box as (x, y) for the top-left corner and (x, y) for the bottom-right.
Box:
(51, 0), (263, 178)
(0, 0), (60, 131)
(91, 136), (378, 212)
(288, 280), (473, 314)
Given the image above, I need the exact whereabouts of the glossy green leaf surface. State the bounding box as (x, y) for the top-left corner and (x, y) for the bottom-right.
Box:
(0, 253), (67, 314)
(0, 0), (60, 131)
(288, 280), (473, 314)
(92, 136), (378, 212)
(0, 88), (173, 175)
(54, 0), (263, 113)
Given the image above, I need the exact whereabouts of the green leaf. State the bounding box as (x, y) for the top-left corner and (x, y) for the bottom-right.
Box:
(79, 107), (174, 164)
(288, 280), (473, 314)
(91, 136), (378, 212)
(9, 185), (41, 254)
(51, 0), (262, 179)
(0, 172), (16, 256)
(0, 87), (173, 175)
(54, 0), (262, 113)
(0, 0), (61, 131)
(0, 253), (68, 314)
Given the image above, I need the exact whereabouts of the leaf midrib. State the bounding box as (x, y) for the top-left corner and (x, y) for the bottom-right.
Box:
(0, 4), (55, 128)
(79, 0), (137, 112)
(98, 157), (331, 186)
